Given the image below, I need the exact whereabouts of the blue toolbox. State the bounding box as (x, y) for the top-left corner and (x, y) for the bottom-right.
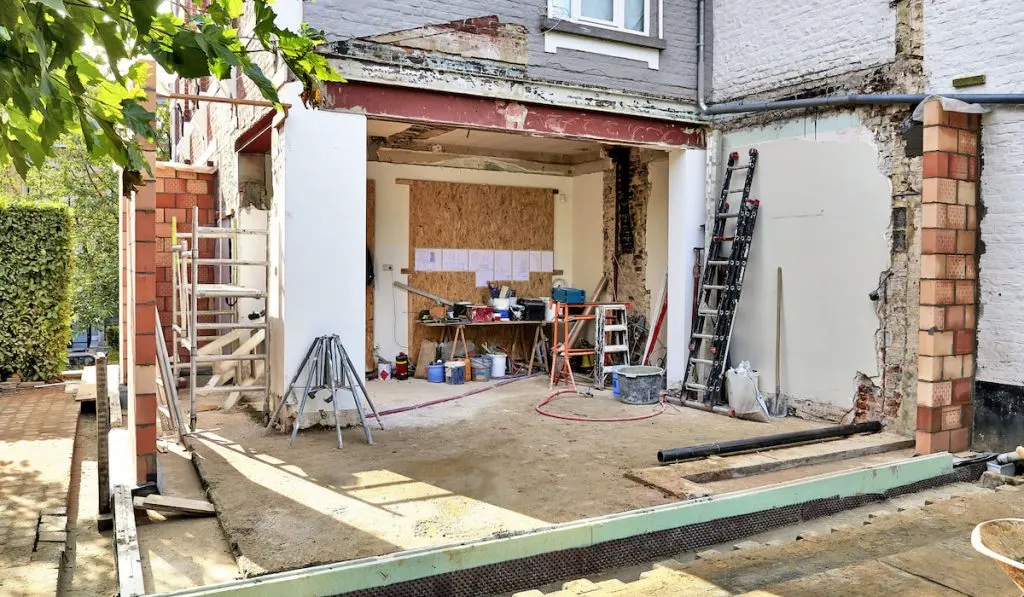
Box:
(552, 287), (586, 304)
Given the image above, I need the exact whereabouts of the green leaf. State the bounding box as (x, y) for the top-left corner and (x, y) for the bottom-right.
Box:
(28, 0), (66, 14)
(129, 0), (160, 36)
(121, 99), (155, 142)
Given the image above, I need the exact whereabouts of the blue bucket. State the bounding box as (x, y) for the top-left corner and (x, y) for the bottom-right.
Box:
(427, 363), (445, 383)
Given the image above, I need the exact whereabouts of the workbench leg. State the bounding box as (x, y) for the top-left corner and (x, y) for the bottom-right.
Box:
(527, 325), (539, 375)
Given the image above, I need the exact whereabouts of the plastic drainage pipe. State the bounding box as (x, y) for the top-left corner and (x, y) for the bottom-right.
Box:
(656, 420), (883, 464)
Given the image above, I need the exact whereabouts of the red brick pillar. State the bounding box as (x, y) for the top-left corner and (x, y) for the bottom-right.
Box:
(916, 100), (979, 454)
(133, 65), (160, 482)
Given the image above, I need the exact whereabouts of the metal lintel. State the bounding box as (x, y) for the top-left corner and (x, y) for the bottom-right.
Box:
(149, 453), (952, 597)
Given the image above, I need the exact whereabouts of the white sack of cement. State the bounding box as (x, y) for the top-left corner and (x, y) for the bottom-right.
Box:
(726, 361), (771, 423)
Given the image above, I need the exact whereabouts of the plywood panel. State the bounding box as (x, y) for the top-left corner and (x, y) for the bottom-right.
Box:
(366, 180), (376, 371)
(408, 181), (554, 361)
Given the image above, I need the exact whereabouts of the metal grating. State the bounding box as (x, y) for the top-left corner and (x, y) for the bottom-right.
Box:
(338, 463), (987, 597)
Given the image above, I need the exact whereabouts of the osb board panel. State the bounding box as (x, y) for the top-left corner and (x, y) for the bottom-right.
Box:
(407, 181), (554, 362)
(366, 180), (376, 371)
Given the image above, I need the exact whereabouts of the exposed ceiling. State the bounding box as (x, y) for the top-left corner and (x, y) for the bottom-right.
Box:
(367, 118), (610, 176)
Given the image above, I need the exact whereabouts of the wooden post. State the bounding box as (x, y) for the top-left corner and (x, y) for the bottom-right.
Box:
(96, 353), (112, 527)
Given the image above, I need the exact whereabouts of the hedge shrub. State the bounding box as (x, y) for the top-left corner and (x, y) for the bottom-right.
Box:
(0, 198), (73, 380)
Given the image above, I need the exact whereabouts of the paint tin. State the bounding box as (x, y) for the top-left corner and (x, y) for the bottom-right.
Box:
(444, 361), (466, 385)
(427, 363), (445, 383)
(490, 353), (507, 378)
(377, 362), (391, 382)
(470, 356), (492, 382)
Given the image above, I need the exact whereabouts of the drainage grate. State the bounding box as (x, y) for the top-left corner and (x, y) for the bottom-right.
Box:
(339, 464), (987, 597)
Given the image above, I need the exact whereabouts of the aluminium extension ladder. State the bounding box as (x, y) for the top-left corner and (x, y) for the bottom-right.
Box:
(683, 148), (761, 404)
(594, 304), (630, 390)
(171, 206), (270, 430)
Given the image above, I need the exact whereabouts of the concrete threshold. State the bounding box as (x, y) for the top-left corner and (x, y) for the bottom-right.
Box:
(149, 452), (962, 597)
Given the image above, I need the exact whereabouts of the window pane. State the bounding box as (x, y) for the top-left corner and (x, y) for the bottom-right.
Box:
(581, 0), (614, 22)
(550, 0), (571, 19)
(624, 0), (645, 31)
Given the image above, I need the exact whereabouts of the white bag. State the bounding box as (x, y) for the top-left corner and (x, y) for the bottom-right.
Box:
(725, 361), (771, 423)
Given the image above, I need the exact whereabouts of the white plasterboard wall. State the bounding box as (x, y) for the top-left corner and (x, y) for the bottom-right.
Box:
(272, 89), (367, 410)
(368, 163), (603, 360)
(719, 114), (890, 407)
(646, 159), (670, 366)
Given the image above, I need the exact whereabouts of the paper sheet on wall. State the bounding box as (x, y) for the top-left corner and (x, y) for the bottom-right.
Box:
(468, 249), (494, 273)
(415, 248), (440, 272)
(512, 251), (531, 281)
(529, 251), (543, 272)
(493, 250), (512, 280)
(475, 266), (494, 287)
(541, 251), (554, 273)
(442, 249), (469, 272)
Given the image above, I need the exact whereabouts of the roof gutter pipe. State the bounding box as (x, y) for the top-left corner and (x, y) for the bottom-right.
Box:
(695, 0), (1024, 115)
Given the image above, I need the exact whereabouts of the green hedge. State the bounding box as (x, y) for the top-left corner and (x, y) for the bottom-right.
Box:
(0, 198), (73, 380)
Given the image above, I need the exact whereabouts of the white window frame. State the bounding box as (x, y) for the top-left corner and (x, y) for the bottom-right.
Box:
(549, 0), (650, 36)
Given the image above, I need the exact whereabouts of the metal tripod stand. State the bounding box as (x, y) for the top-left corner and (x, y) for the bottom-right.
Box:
(266, 334), (384, 448)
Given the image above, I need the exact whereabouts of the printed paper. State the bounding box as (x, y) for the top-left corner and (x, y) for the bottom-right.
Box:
(468, 249), (494, 273)
(541, 251), (554, 273)
(529, 251), (543, 272)
(493, 250), (512, 280)
(442, 248), (469, 272)
(512, 251), (531, 281)
(475, 266), (494, 287)
(414, 248), (440, 272)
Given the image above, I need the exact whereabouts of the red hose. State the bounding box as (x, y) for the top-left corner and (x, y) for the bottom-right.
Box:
(535, 389), (667, 422)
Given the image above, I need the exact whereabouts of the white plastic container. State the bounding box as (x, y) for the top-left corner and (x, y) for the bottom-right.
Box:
(377, 362), (391, 382)
(490, 353), (507, 378)
(491, 298), (512, 310)
(543, 297), (556, 321)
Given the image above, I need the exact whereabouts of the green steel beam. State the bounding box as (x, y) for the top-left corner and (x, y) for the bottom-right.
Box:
(153, 452), (953, 597)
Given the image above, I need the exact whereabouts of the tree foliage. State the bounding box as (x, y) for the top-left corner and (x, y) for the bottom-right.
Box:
(0, 0), (342, 176)
(0, 136), (119, 331)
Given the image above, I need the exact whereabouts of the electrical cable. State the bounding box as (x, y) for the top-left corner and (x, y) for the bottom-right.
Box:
(535, 389), (666, 422)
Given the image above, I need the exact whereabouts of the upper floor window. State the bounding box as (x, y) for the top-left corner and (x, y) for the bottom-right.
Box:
(550, 0), (649, 35)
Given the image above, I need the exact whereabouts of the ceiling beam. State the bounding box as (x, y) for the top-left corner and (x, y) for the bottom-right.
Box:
(406, 142), (603, 166)
(374, 147), (577, 176)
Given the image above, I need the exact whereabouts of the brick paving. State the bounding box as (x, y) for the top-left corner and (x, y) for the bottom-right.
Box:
(0, 387), (79, 596)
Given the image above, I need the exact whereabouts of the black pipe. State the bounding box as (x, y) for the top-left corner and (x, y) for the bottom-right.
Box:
(657, 421), (883, 464)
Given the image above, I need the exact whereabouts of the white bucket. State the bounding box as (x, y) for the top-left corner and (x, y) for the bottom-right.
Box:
(377, 362), (391, 382)
(543, 297), (555, 321)
(490, 353), (507, 378)
(491, 298), (512, 310)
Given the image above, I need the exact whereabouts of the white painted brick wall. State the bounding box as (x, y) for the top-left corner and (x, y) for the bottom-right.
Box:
(711, 0), (895, 101)
(925, 0), (1024, 385)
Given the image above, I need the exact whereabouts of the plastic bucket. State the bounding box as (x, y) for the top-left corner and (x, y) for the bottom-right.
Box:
(617, 366), (665, 405)
(471, 356), (492, 382)
(426, 363), (445, 383)
(444, 361), (465, 385)
(490, 353), (507, 378)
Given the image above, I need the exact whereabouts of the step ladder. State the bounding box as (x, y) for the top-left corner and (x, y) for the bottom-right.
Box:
(171, 206), (270, 431)
(683, 148), (761, 404)
(594, 304), (630, 390)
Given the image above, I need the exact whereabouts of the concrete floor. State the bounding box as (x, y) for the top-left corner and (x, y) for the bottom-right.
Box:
(188, 377), (824, 576)
(516, 482), (1024, 596)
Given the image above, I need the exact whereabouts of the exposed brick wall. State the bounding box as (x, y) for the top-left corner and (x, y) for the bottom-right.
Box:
(711, 0), (896, 101)
(304, 0), (698, 100)
(923, 0), (1024, 387)
(916, 99), (979, 454)
(153, 162), (218, 359)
